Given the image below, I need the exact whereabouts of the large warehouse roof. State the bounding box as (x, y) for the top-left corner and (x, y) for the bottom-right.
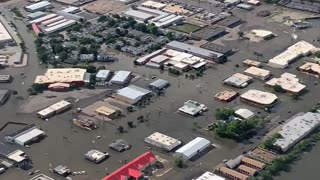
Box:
(0, 21), (12, 43)
(25, 1), (51, 11)
(175, 137), (210, 158)
(195, 171), (226, 180)
(14, 128), (45, 145)
(117, 85), (151, 101)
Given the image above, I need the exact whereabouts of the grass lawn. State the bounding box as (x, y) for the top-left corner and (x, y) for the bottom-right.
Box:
(169, 23), (201, 34)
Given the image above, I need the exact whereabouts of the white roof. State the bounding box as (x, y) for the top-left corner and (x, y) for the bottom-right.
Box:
(62, 6), (79, 13)
(164, 49), (181, 57)
(35, 68), (86, 84)
(265, 72), (305, 93)
(0, 21), (12, 42)
(145, 132), (181, 148)
(117, 85), (150, 101)
(235, 109), (255, 119)
(299, 62), (320, 75)
(174, 62), (189, 69)
(37, 100), (71, 116)
(240, 89), (278, 105)
(41, 16), (64, 26)
(96, 70), (110, 79)
(26, 1), (51, 11)
(29, 13), (57, 24)
(195, 171), (226, 180)
(14, 128), (44, 145)
(176, 137), (210, 158)
(150, 55), (168, 64)
(7, 150), (26, 162)
(244, 66), (270, 78)
(251, 29), (274, 38)
(141, 0), (166, 9)
(274, 112), (320, 151)
(110, 71), (131, 83)
(124, 9), (154, 20)
(171, 52), (193, 62)
(44, 19), (76, 34)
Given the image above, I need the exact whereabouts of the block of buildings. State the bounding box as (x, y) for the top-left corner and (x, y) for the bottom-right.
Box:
(175, 137), (210, 160)
(148, 79), (170, 91)
(109, 71), (132, 85)
(102, 152), (157, 180)
(244, 66), (271, 80)
(145, 132), (181, 151)
(268, 41), (317, 68)
(241, 156), (265, 170)
(214, 90), (238, 102)
(178, 100), (207, 116)
(235, 109), (255, 120)
(298, 62), (320, 77)
(0, 21), (13, 47)
(223, 73), (253, 88)
(109, 139), (130, 152)
(115, 85), (151, 104)
(240, 89), (278, 108)
(273, 112), (320, 152)
(218, 166), (249, 180)
(84, 149), (108, 163)
(248, 147), (277, 164)
(96, 70), (111, 81)
(0, 89), (10, 105)
(195, 171), (226, 180)
(25, 1), (52, 12)
(243, 59), (262, 67)
(265, 73), (305, 94)
(36, 100), (72, 119)
(4, 124), (45, 146)
(191, 26), (226, 41)
(34, 68), (89, 86)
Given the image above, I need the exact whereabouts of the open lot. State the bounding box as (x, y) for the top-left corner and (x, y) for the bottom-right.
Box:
(169, 23), (202, 34)
(84, 0), (124, 15)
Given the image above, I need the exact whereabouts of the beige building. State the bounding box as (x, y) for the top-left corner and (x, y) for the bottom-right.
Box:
(215, 90), (238, 102)
(144, 132), (181, 151)
(240, 89), (278, 108)
(95, 106), (117, 119)
(298, 62), (320, 77)
(244, 67), (271, 80)
(243, 59), (262, 67)
(34, 68), (88, 85)
(219, 166), (249, 180)
(249, 148), (277, 164)
(265, 72), (305, 94)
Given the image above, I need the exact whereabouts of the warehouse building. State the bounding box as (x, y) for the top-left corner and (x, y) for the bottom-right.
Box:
(25, 1), (52, 12)
(145, 132), (181, 151)
(0, 144), (28, 168)
(109, 71), (132, 85)
(27, 11), (46, 20)
(191, 26), (226, 41)
(141, 0), (166, 9)
(244, 66), (271, 80)
(217, 16), (242, 28)
(41, 16), (65, 26)
(4, 124), (45, 146)
(148, 79), (170, 91)
(96, 70), (110, 81)
(265, 72), (305, 95)
(61, 6), (80, 14)
(223, 73), (253, 88)
(135, 49), (166, 65)
(84, 149), (108, 163)
(124, 9), (155, 22)
(268, 41), (317, 68)
(29, 13), (57, 24)
(175, 137), (210, 160)
(43, 19), (76, 34)
(243, 59), (262, 67)
(274, 112), (320, 152)
(195, 171), (226, 180)
(201, 43), (233, 56)
(178, 100), (207, 116)
(0, 21), (13, 47)
(237, 165), (257, 176)
(36, 100), (72, 119)
(240, 89), (278, 108)
(218, 166), (249, 180)
(298, 62), (320, 77)
(165, 41), (224, 62)
(115, 85), (151, 104)
(251, 29), (275, 40)
(95, 106), (117, 119)
(0, 89), (10, 105)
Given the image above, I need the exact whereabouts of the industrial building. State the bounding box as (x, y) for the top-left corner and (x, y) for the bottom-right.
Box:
(235, 109), (255, 120)
(265, 73), (305, 94)
(36, 100), (72, 119)
(195, 171), (226, 180)
(236, 3), (253, 11)
(25, 1), (52, 12)
(144, 132), (181, 151)
(274, 112), (320, 152)
(165, 41), (224, 62)
(223, 73), (253, 88)
(96, 70), (111, 81)
(29, 13), (57, 24)
(240, 89), (278, 108)
(109, 71), (132, 85)
(148, 79), (170, 91)
(214, 90), (238, 102)
(34, 68), (88, 86)
(268, 41), (317, 68)
(102, 152), (157, 180)
(0, 144), (28, 168)
(95, 106), (117, 119)
(135, 49), (166, 65)
(243, 59), (262, 67)
(248, 148), (277, 164)
(141, 0), (166, 9)
(115, 85), (151, 104)
(0, 21), (13, 47)
(4, 124), (45, 146)
(218, 166), (249, 180)
(241, 156), (266, 170)
(175, 137), (210, 160)
(124, 9), (154, 22)
(201, 43), (233, 56)
(237, 165), (257, 176)
(0, 75), (11, 83)
(251, 29), (275, 40)
(0, 89), (10, 105)
(43, 19), (76, 34)
(27, 11), (46, 20)
(84, 149), (108, 163)
(61, 6), (80, 14)
(191, 26), (226, 41)
(244, 66), (271, 80)
(217, 16), (242, 28)
(178, 100), (207, 116)
(298, 62), (320, 77)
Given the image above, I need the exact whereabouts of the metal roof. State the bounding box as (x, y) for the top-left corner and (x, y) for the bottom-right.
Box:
(149, 79), (169, 88)
(14, 128), (45, 145)
(96, 70), (110, 79)
(175, 137), (210, 158)
(110, 71), (131, 83)
(117, 85), (150, 100)
(26, 1), (51, 11)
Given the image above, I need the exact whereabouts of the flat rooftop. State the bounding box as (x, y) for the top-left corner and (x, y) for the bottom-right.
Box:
(240, 89), (277, 105)
(145, 132), (181, 147)
(265, 72), (305, 93)
(191, 26), (226, 40)
(298, 62), (320, 76)
(244, 66), (270, 78)
(35, 68), (87, 84)
(0, 21), (12, 42)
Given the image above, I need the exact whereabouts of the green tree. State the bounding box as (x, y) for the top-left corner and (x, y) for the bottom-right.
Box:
(237, 31), (244, 39)
(174, 157), (184, 168)
(52, 44), (63, 54)
(149, 25), (158, 35)
(98, 15), (108, 22)
(86, 65), (97, 73)
(165, 32), (174, 40)
(31, 83), (48, 93)
(215, 108), (235, 120)
(134, 23), (148, 33)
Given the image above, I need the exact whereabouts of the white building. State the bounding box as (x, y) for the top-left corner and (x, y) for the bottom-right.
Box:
(109, 71), (132, 85)
(175, 137), (210, 160)
(115, 85), (151, 104)
(274, 112), (320, 152)
(43, 19), (76, 34)
(84, 149), (108, 163)
(223, 73), (253, 88)
(144, 132), (181, 151)
(14, 128), (45, 146)
(96, 70), (110, 81)
(25, 1), (52, 12)
(36, 100), (72, 119)
(240, 89), (278, 108)
(0, 21), (13, 46)
(235, 109), (255, 119)
(244, 66), (271, 80)
(194, 171), (226, 180)
(268, 41), (317, 68)
(265, 72), (305, 94)
(178, 100), (207, 116)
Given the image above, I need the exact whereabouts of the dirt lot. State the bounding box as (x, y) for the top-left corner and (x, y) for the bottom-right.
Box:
(84, 0), (124, 15)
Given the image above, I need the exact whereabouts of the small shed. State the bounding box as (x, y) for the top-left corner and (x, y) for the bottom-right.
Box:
(235, 109), (255, 119)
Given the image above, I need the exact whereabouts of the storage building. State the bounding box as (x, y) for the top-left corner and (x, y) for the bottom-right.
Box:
(249, 148), (277, 164)
(41, 16), (65, 26)
(43, 19), (76, 34)
(235, 109), (255, 119)
(148, 79), (170, 91)
(241, 156), (265, 170)
(84, 149), (108, 163)
(61, 6), (80, 14)
(29, 13), (57, 24)
(4, 124), (45, 146)
(27, 11), (46, 20)
(124, 9), (154, 22)
(238, 165), (257, 176)
(175, 137), (210, 160)
(109, 71), (131, 85)
(36, 100), (72, 119)
(219, 166), (249, 180)
(25, 1), (52, 12)
(96, 70), (110, 81)
(145, 132), (181, 151)
(244, 66), (271, 80)
(223, 73), (253, 88)
(115, 85), (151, 104)
(178, 100), (207, 116)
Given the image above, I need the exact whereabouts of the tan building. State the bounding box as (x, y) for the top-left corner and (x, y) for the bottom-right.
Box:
(240, 89), (278, 108)
(249, 148), (277, 164)
(95, 106), (117, 119)
(241, 156), (266, 170)
(243, 59), (262, 67)
(298, 62), (320, 77)
(219, 166), (249, 180)
(215, 90), (238, 102)
(238, 165), (257, 176)
(265, 72), (305, 94)
(244, 67), (271, 80)
(144, 132), (181, 151)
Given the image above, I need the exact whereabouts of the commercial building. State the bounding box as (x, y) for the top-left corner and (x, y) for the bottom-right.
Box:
(201, 43), (233, 56)
(4, 124), (45, 146)
(34, 68), (88, 86)
(237, 165), (257, 176)
(236, 3), (253, 11)
(251, 29), (275, 40)
(265, 73), (305, 94)
(48, 82), (70, 92)
(298, 62), (320, 77)
(235, 109), (255, 120)
(145, 132), (181, 151)
(141, 1), (166, 9)
(124, 9), (155, 22)
(217, 16), (242, 28)
(36, 100), (72, 119)
(240, 89), (278, 108)
(0, 143), (28, 168)
(178, 100), (207, 116)
(191, 26), (226, 41)
(214, 90), (238, 102)
(243, 59), (262, 67)
(109, 71), (132, 85)
(84, 149), (108, 163)
(149, 79), (170, 91)
(27, 11), (46, 20)
(115, 85), (151, 104)
(135, 49), (166, 65)
(43, 19), (76, 34)
(25, 1), (52, 12)
(218, 166), (249, 180)
(95, 106), (117, 119)
(244, 66), (271, 80)
(109, 139), (130, 152)
(61, 6), (80, 14)
(268, 41), (317, 68)
(274, 112), (320, 152)
(195, 171), (226, 180)
(0, 75), (11, 83)
(248, 148), (277, 164)
(30, 174), (55, 180)
(96, 70), (110, 81)
(165, 41), (224, 62)
(53, 165), (71, 177)
(0, 21), (13, 46)
(102, 152), (157, 180)
(241, 156), (265, 170)
(175, 137), (210, 160)
(0, 90), (10, 105)
(223, 73), (253, 88)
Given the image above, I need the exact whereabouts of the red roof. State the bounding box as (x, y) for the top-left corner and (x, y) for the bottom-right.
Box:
(32, 23), (41, 36)
(102, 152), (156, 180)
